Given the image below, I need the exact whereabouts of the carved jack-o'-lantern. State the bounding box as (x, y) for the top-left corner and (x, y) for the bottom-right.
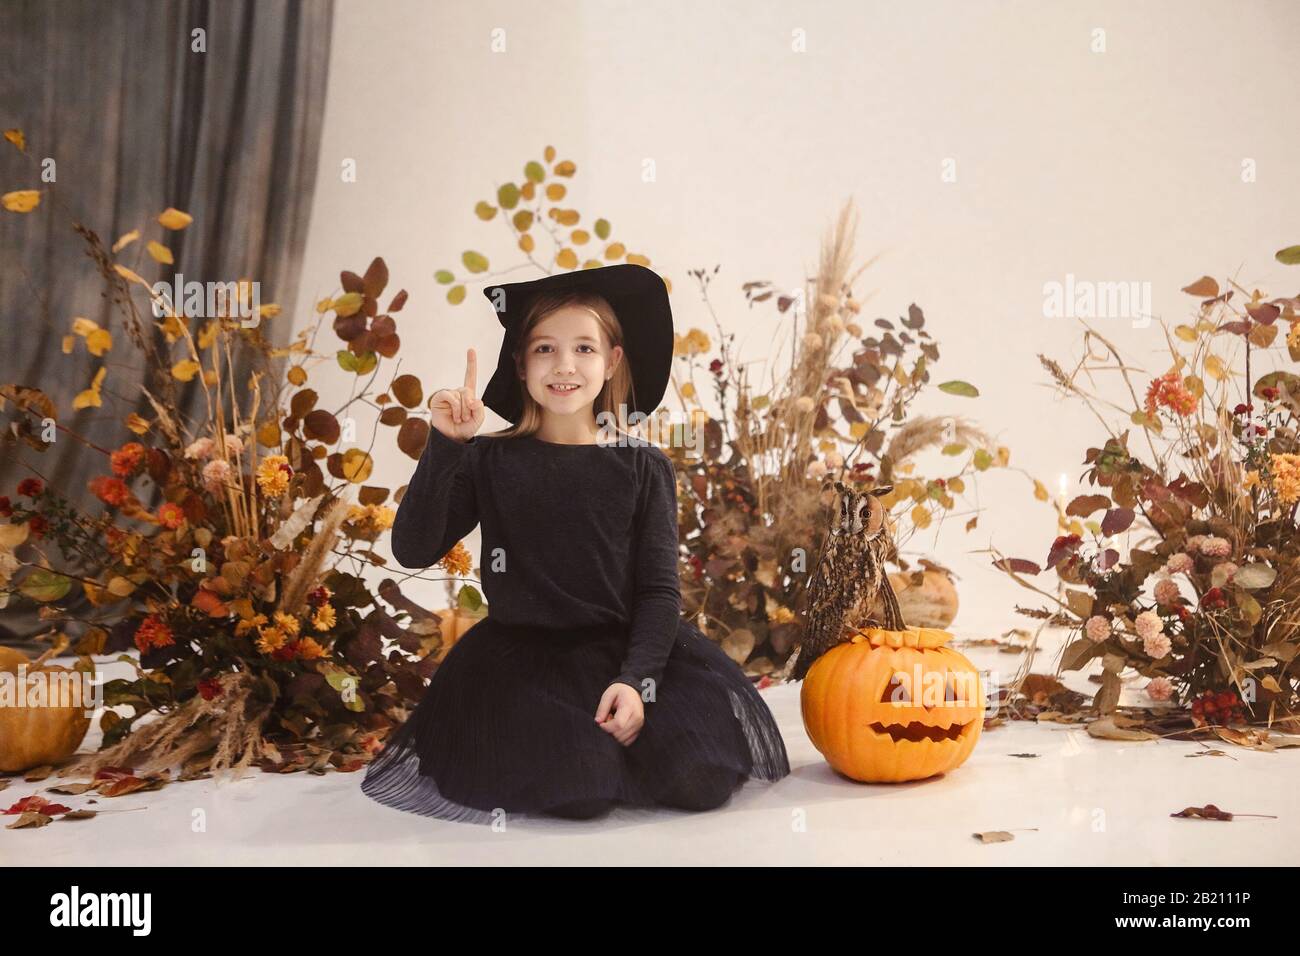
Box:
(800, 626), (984, 782)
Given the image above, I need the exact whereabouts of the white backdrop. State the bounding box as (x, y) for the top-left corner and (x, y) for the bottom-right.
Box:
(295, 0), (1300, 630)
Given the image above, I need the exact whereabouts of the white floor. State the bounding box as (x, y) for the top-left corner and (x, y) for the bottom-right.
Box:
(5, 624), (1297, 865)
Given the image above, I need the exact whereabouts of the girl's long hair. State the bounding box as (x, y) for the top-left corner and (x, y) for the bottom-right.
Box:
(482, 288), (638, 440)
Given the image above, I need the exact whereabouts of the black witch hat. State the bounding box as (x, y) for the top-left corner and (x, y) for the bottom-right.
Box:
(479, 263), (674, 425)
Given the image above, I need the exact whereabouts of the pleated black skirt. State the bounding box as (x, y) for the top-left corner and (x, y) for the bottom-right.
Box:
(360, 615), (791, 824)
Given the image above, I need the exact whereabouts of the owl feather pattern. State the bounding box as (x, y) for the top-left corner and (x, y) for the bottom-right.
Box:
(790, 480), (904, 681)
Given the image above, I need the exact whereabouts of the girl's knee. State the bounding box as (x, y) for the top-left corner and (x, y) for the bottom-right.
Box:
(658, 768), (744, 812)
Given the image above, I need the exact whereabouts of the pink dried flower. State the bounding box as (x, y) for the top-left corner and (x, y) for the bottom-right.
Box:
(202, 458), (233, 494)
(185, 437), (215, 460)
(1145, 677), (1174, 702)
(1154, 578), (1180, 606)
(1135, 610), (1164, 641)
(1085, 615), (1111, 643)
(1200, 536), (1232, 558)
(222, 434), (244, 458)
(1212, 561), (1238, 585)
(1165, 553), (1194, 575)
(1142, 632), (1172, 659)
(1184, 535), (1206, 554)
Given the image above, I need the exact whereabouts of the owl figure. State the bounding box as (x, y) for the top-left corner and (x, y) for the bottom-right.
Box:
(789, 480), (904, 681)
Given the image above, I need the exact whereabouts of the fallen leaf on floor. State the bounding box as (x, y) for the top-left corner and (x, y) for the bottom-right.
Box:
(1021, 673), (1068, 704)
(23, 765), (53, 782)
(60, 809), (97, 821)
(1036, 710), (1089, 724)
(973, 831), (1015, 843)
(0, 779), (9, 792)
(1170, 804), (1277, 821)
(3, 794), (71, 816)
(982, 717), (1004, 729)
(6, 811), (52, 829)
(1008, 753), (1040, 758)
(1186, 749), (1232, 759)
(46, 782), (96, 795)
(1214, 726), (1300, 751)
(1086, 717), (1158, 741)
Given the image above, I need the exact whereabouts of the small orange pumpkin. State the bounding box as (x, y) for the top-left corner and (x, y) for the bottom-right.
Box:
(0, 647), (93, 773)
(420, 606), (487, 662)
(800, 626), (984, 782)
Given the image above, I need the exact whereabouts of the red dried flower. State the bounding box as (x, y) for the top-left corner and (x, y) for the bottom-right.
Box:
(709, 358), (724, 376)
(133, 615), (175, 653)
(157, 502), (185, 529)
(1261, 386), (1279, 401)
(0, 496), (11, 517)
(27, 514), (49, 538)
(17, 478), (43, 497)
(197, 678), (224, 701)
(89, 475), (130, 507)
(1200, 587), (1227, 611)
(110, 442), (146, 477)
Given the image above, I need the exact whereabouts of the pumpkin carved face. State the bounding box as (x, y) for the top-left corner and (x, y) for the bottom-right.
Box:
(800, 626), (985, 782)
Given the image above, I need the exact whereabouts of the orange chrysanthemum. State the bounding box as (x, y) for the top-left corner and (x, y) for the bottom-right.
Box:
(157, 502), (185, 529)
(1143, 370), (1197, 417)
(89, 474), (130, 507)
(439, 541), (473, 577)
(134, 615), (175, 653)
(110, 442), (146, 477)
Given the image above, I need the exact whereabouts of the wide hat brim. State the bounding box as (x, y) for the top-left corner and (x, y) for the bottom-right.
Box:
(479, 263), (674, 425)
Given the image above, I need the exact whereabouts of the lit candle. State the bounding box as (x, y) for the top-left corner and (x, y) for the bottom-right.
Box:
(1057, 472), (1068, 527)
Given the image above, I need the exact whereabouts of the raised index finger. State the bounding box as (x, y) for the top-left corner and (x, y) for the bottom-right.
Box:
(464, 347), (477, 393)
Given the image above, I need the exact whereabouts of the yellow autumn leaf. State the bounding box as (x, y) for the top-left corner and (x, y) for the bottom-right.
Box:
(910, 503), (932, 529)
(113, 263), (147, 286)
(61, 335), (74, 354)
(125, 413), (151, 435)
(2, 190), (41, 213)
(341, 448), (374, 483)
(605, 242), (626, 260)
(259, 303), (281, 318)
(156, 312), (185, 343)
(1174, 324), (1197, 342)
(171, 359), (201, 382)
(315, 297), (332, 314)
(257, 420), (281, 447)
(73, 366), (107, 410)
(947, 476), (966, 493)
(197, 320), (218, 350)
(157, 207), (193, 230)
(202, 369), (218, 387)
(332, 292), (364, 317)
(71, 316), (98, 337)
(849, 421), (870, 439)
(681, 382), (696, 399)
(1033, 479), (1049, 501)
(85, 327), (112, 356)
(147, 240), (174, 265)
(287, 365), (307, 386)
(1204, 355), (1227, 381)
(556, 247), (578, 269)
(3, 128), (25, 151)
(111, 229), (140, 253)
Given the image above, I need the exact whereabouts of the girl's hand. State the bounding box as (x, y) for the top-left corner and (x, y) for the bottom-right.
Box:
(595, 683), (644, 746)
(430, 347), (485, 442)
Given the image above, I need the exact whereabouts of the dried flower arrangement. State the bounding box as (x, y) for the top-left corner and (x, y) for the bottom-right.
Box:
(1, 128), (475, 781)
(994, 256), (1300, 739)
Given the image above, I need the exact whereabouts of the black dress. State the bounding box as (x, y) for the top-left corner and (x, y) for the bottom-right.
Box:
(360, 427), (790, 823)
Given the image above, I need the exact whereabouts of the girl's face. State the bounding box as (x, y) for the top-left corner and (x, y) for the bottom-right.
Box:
(520, 305), (623, 418)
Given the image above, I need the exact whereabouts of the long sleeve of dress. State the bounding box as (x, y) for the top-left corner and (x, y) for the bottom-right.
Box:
(389, 426), (481, 569)
(612, 452), (683, 695)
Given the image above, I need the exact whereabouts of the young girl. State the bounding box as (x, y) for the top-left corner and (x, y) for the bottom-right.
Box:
(361, 263), (790, 823)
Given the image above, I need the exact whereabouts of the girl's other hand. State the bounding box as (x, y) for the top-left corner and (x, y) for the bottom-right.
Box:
(430, 347), (485, 442)
(595, 683), (644, 746)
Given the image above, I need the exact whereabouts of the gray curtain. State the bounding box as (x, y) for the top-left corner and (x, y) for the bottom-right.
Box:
(0, 0), (334, 650)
